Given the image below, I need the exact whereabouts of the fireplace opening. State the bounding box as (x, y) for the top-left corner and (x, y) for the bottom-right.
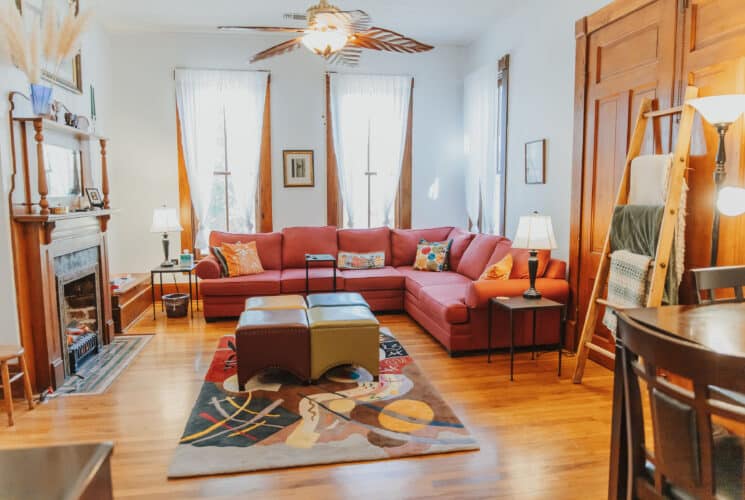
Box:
(58, 268), (102, 376)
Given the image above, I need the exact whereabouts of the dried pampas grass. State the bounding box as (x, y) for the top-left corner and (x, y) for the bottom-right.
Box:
(0, 0), (93, 85)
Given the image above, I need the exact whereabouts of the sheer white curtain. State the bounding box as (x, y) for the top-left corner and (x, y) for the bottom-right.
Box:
(464, 64), (498, 233)
(175, 69), (267, 249)
(330, 74), (412, 228)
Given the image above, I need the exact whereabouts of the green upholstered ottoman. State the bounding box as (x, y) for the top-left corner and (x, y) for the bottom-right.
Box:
(307, 306), (380, 381)
(306, 292), (369, 309)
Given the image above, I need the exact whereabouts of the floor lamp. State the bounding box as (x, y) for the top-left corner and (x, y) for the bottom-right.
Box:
(687, 95), (745, 266)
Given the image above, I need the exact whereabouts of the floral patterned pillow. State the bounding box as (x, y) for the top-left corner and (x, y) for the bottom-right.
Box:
(413, 240), (452, 272)
(338, 251), (385, 270)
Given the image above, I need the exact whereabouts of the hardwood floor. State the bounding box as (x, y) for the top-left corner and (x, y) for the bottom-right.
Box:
(0, 306), (614, 499)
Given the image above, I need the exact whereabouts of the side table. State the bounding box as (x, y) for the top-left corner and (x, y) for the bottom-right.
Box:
(488, 296), (566, 381)
(305, 254), (337, 295)
(150, 263), (199, 319)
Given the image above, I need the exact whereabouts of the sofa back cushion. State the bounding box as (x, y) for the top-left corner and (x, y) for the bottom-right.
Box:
(457, 234), (508, 281)
(391, 227), (454, 267)
(509, 248), (552, 279)
(209, 231), (282, 270)
(447, 227), (476, 271)
(337, 227), (391, 266)
(282, 226), (338, 268)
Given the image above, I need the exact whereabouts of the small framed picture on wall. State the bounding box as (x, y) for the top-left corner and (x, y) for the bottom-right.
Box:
(525, 139), (546, 184)
(283, 150), (315, 187)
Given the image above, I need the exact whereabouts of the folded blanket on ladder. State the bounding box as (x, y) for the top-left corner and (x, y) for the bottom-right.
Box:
(602, 250), (652, 334)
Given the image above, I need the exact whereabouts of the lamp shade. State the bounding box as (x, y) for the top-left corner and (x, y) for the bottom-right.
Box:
(687, 94), (745, 125)
(717, 186), (745, 217)
(513, 214), (557, 250)
(150, 207), (183, 233)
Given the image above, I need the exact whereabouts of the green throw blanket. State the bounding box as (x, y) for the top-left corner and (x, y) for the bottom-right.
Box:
(609, 205), (679, 305)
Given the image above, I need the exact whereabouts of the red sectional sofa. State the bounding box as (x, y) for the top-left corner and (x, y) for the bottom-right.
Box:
(196, 226), (569, 355)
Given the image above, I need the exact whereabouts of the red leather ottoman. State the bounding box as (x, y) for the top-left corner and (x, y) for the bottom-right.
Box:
(235, 309), (310, 389)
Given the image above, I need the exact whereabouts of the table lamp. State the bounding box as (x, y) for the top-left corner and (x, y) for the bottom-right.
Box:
(687, 94), (745, 265)
(513, 212), (557, 299)
(150, 206), (183, 268)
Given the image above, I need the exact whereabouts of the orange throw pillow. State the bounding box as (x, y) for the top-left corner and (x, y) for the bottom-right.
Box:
(220, 241), (264, 277)
(479, 254), (513, 281)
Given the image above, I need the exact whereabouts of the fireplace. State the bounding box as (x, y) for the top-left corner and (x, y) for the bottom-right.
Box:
(55, 248), (103, 378)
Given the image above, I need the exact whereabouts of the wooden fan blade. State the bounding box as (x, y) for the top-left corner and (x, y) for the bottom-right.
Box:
(327, 10), (370, 32)
(219, 26), (306, 33)
(348, 27), (434, 54)
(250, 37), (303, 63)
(327, 47), (362, 67)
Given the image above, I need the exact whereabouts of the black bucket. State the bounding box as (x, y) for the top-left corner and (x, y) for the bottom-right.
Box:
(163, 293), (189, 318)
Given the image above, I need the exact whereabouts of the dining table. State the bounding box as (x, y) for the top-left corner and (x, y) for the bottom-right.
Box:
(607, 302), (745, 499)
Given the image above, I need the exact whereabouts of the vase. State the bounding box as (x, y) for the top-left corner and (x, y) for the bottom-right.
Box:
(30, 83), (53, 116)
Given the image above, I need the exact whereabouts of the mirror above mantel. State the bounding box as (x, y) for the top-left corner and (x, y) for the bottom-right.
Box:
(7, 91), (110, 218)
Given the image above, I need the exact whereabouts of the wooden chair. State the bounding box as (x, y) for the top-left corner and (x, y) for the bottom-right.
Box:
(616, 313), (745, 499)
(0, 346), (35, 426)
(691, 265), (745, 305)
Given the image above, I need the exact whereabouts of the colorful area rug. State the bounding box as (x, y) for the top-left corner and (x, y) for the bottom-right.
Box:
(57, 335), (152, 396)
(168, 328), (478, 478)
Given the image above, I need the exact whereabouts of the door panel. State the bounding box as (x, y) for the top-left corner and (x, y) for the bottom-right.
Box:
(680, 0), (745, 302)
(576, 0), (677, 359)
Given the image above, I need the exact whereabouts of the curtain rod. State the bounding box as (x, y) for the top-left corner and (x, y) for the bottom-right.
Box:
(172, 67), (270, 80)
(325, 71), (414, 79)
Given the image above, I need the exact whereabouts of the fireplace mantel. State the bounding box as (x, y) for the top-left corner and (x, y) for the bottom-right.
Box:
(11, 205), (114, 391)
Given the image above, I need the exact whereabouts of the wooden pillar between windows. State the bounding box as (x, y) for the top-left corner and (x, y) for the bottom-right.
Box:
(258, 75), (273, 233)
(326, 74), (342, 226)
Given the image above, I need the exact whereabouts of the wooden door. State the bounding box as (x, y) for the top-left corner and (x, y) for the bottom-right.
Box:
(678, 0), (745, 302)
(570, 0), (678, 361)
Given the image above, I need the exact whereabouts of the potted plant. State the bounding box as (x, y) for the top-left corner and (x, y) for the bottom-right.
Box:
(0, 0), (93, 116)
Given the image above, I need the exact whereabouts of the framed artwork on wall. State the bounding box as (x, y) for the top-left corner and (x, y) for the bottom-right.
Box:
(283, 150), (315, 187)
(15, 0), (83, 94)
(525, 139), (546, 184)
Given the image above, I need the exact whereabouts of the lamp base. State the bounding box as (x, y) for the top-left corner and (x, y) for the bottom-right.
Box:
(523, 288), (542, 300)
(160, 261), (175, 268)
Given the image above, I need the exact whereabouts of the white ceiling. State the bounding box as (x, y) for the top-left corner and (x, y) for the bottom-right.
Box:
(96, 0), (511, 46)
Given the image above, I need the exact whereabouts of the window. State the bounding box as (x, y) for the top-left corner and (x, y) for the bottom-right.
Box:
(175, 69), (272, 253)
(464, 54), (509, 235)
(326, 74), (414, 228)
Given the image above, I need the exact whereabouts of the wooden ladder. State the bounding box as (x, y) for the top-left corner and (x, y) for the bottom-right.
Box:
(572, 86), (699, 384)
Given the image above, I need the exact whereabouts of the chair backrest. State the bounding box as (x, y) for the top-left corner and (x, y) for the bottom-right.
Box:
(691, 266), (745, 305)
(616, 313), (745, 500)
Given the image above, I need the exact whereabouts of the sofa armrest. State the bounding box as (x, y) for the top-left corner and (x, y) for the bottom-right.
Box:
(544, 259), (567, 279)
(465, 278), (570, 309)
(196, 256), (221, 280)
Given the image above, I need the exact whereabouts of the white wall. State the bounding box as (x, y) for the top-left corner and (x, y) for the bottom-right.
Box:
(465, 0), (610, 261)
(106, 31), (466, 275)
(0, 23), (112, 344)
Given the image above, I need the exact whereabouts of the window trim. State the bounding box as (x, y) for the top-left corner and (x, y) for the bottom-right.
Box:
(325, 73), (414, 228)
(177, 75), (273, 255)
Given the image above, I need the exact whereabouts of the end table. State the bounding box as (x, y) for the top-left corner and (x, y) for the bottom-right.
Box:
(150, 263), (199, 319)
(488, 296), (566, 381)
(305, 254), (337, 295)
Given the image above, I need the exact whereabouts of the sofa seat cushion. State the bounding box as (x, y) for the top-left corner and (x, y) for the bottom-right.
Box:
(341, 267), (405, 291)
(200, 270), (281, 297)
(280, 268), (345, 294)
(395, 267), (471, 298)
(418, 284), (469, 325)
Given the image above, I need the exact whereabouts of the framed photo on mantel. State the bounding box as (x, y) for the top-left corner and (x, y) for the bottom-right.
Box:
(525, 139), (546, 185)
(283, 150), (315, 188)
(15, 0), (83, 94)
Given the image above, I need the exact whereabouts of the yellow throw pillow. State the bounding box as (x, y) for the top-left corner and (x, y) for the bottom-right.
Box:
(220, 241), (264, 277)
(479, 254), (513, 281)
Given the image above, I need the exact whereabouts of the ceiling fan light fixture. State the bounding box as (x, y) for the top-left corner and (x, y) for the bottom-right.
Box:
(301, 29), (348, 56)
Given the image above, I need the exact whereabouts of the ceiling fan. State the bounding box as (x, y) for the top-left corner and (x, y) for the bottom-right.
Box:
(219, 0), (434, 66)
